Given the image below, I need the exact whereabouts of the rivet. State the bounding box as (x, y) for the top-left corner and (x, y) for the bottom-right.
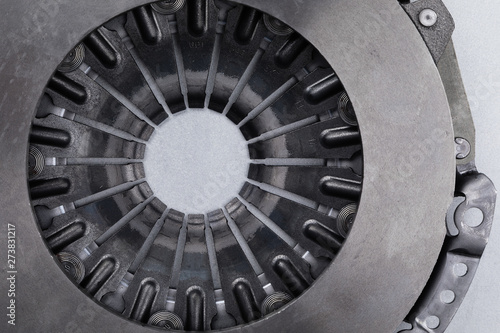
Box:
(419, 9), (438, 27)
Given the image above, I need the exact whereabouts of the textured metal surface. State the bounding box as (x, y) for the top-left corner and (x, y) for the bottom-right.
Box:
(401, 0), (455, 62)
(437, 41), (476, 168)
(0, 1), (455, 333)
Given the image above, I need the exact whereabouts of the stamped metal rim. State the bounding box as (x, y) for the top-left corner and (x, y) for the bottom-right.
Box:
(0, 0), (455, 332)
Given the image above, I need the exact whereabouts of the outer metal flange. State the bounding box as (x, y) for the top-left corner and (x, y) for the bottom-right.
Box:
(0, 1), (455, 332)
(400, 0), (455, 63)
(398, 173), (496, 333)
(393, 38), (497, 332)
(438, 41), (477, 171)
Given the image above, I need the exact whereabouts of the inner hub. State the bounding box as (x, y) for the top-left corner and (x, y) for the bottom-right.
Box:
(144, 108), (250, 214)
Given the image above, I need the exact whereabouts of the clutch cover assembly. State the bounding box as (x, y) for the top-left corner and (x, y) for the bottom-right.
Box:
(0, 0), (496, 332)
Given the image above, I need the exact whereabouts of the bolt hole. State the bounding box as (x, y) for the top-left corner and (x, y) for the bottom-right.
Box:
(454, 263), (468, 277)
(425, 315), (440, 329)
(464, 207), (484, 228)
(440, 290), (455, 304)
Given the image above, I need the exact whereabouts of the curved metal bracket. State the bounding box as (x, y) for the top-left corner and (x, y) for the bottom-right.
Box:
(400, 0), (455, 62)
(399, 173), (496, 332)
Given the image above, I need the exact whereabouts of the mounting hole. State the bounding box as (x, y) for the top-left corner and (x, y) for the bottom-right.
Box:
(463, 207), (484, 228)
(425, 315), (440, 330)
(440, 290), (455, 304)
(454, 263), (468, 277)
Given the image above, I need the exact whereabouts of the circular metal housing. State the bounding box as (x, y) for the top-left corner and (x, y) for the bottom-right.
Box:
(2, 0), (489, 332)
(27, 2), (363, 329)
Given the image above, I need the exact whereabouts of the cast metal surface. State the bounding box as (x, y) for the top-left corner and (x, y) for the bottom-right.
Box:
(400, 0), (455, 62)
(1, 0), (490, 332)
(437, 41), (476, 169)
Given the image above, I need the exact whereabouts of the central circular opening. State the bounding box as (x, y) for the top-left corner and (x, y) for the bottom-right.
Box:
(144, 108), (250, 214)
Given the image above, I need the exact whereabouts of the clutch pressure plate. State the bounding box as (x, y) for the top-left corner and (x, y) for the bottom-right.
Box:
(0, 0), (496, 332)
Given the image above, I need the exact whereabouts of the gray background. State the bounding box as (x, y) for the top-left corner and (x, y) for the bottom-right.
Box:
(443, 1), (500, 332)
